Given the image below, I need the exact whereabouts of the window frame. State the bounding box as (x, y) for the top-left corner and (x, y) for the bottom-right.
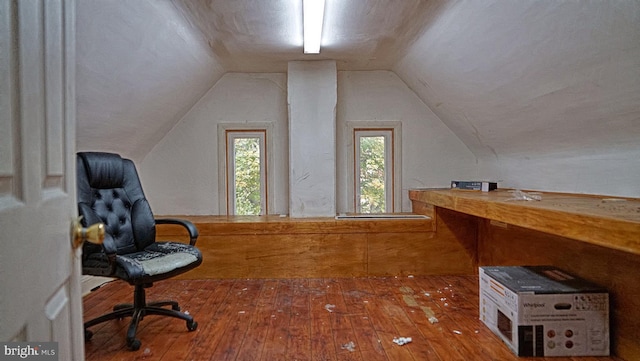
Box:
(346, 121), (402, 214)
(354, 129), (393, 213)
(218, 123), (273, 215)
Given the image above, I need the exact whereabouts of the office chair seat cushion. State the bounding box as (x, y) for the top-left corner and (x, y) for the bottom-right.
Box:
(114, 242), (202, 283)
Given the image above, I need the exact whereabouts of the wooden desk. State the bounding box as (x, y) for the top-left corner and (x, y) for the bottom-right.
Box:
(409, 188), (640, 255)
(409, 188), (640, 360)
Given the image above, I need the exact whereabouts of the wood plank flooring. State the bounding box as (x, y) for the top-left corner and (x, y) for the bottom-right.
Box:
(83, 276), (621, 361)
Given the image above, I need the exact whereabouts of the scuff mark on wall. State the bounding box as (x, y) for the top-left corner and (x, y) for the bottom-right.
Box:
(462, 112), (498, 161)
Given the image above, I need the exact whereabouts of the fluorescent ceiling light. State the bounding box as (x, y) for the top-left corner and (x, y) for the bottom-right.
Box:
(303, 0), (325, 54)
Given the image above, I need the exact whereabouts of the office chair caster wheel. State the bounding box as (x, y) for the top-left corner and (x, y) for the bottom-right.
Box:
(187, 320), (198, 332)
(127, 338), (141, 351)
(84, 329), (93, 341)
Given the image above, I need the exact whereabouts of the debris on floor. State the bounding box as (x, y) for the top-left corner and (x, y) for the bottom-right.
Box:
(419, 306), (438, 324)
(341, 341), (356, 352)
(324, 304), (336, 312)
(453, 330), (462, 335)
(393, 337), (412, 346)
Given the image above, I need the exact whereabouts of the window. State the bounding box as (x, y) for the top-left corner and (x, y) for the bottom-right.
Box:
(343, 121), (401, 214)
(224, 130), (267, 215)
(354, 129), (395, 213)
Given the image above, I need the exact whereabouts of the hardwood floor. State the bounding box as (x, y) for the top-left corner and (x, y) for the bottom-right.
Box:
(83, 276), (621, 361)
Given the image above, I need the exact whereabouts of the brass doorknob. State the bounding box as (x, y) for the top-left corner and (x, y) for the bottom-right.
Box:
(71, 217), (105, 250)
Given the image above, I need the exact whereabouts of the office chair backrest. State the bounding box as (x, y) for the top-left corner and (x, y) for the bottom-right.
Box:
(77, 152), (156, 255)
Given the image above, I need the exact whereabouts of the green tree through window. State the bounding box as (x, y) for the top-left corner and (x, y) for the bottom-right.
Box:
(234, 137), (261, 215)
(359, 135), (386, 213)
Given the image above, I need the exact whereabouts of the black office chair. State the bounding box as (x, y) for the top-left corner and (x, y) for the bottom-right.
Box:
(77, 152), (203, 351)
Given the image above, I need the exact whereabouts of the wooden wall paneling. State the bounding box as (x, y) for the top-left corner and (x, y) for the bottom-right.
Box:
(368, 229), (474, 276)
(436, 208), (479, 273)
(182, 233), (368, 279)
(180, 235), (250, 279)
(410, 201), (479, 274)
(478, 219), (640, 361)
(244, 233), (368, 278)
(156, 222), (196, 243)
(158, 215), (434, 235)
(368, 232), (436, 276)
(160, 215), (469, 278)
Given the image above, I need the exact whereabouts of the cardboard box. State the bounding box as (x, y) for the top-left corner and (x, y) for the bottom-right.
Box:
(479, 266), (609, 357)
(451, 180), (497, 192)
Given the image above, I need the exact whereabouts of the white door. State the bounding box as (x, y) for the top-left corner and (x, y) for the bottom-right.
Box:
(0, 0), (84, 360)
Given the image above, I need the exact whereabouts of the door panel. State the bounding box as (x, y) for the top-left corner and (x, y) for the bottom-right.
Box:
(0, 0), (82, 359)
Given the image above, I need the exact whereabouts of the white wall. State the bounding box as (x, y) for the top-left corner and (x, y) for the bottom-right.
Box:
(337, 71), (479, 212)
(395, 0), (640, 198)
(140, 70), (479, 215)
(140, 73), (289, 215)
(477, 150), (640, 197)
(288, 61), (337, 217)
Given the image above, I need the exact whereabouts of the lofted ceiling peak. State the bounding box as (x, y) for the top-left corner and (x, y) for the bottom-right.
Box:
(170, 0), (435, 72)
(76, 0), (640, 177)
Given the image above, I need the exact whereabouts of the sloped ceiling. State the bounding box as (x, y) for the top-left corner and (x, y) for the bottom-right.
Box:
(76, 0), (224, 161)
(395, 1), (640, 160)
(76, 0), (640, 162)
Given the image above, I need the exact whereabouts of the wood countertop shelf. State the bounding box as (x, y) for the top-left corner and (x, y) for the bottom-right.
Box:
(409, 188), (640, 256)
(158, 214), (433, 235)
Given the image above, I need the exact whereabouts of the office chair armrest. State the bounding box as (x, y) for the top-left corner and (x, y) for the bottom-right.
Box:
(155, 218), (199, 246)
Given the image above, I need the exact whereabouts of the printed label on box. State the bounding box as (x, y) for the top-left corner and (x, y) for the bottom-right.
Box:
(479, 266), (609, 357)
